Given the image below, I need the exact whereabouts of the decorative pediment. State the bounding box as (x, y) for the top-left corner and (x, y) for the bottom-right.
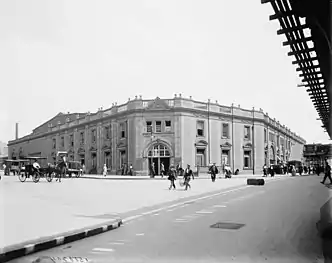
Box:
(68, 148), (74, 154)
(77, 147), (85, 154)
(89, 146), (97, 152)
(117, 141), (126, 148)
(195, 140), (208, 146)
(145, 97), (170, 111)
(243, 143), (252, 148)
(102, 144), (111, 151)
(220, 142), (232, 148)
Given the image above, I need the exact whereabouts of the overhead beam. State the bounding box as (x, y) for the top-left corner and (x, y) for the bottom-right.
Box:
(277, 24), (309, 35)
(270, 11), (294, 21)
(292, 57), (318, 65)
(283, 37), (313, 46)
(288, 47), (316, 56)
(296, 65), (320, 71)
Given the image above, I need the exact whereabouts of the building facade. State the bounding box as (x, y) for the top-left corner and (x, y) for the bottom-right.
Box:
(7, 95), (306, 175)
(303, 144), (332, 166)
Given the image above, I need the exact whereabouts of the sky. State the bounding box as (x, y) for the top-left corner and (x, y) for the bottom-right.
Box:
(0, 0), (330, 145)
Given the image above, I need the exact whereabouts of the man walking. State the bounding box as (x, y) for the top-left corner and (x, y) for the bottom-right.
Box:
(321, 160), (332, 185)
(209, 163), (218, 182)
(184, 164), (194, 190)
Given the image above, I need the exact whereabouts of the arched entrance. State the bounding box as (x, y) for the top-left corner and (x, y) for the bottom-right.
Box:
(147, 144), (171, 176)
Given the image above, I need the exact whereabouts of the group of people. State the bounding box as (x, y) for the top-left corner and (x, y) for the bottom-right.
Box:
(167, 164), (194, 190)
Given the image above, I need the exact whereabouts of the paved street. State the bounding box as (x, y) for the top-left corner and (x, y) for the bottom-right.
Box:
(9, 175), (331, 263)
(1, 174), (262, 249)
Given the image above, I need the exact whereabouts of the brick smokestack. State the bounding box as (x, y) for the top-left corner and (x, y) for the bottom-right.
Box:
(15, 123), (18, 140)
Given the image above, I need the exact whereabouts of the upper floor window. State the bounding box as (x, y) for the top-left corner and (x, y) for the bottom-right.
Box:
(244, 126), (251, 140)
(80, 132), (84, 144)
(165, 121), (171, 132)
(120, 122), (126, 138)
(222, 123), (229, 138)
(91, 129), (96, 143)
(104, 126), (110, 140)
(155, 121), (162, 133)
(61, 136), (65, 147)
(197, 121), (204, 136)
(277, 135), (280, 146)
(69, 134), (74, 147)
(52, 138), (56, 149)
(146, 121), (152, 133)
(264, 129), (267, 142)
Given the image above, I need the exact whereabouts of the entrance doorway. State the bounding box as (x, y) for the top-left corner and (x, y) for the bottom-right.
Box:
(79, 154), (85, 165)
(196, 148), (206, 167)
(147, 144), (171, 176)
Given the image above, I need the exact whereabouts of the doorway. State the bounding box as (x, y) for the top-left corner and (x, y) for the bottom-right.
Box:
(196, 148), (206, 167)
(147, 144), (171, 176)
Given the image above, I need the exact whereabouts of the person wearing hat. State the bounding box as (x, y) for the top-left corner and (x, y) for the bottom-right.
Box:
(168, 165), (176, 190)
(209, 163), (218, 182)
(184, 164), (194, 190)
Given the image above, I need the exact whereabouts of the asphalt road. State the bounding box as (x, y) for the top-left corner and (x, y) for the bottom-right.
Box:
(10, 176), (331, 263)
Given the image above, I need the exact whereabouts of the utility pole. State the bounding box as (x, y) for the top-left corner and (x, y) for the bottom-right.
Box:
(252, 107), (255, 175)
(231, 103), (235, 174)
(208, 99), (211, 165)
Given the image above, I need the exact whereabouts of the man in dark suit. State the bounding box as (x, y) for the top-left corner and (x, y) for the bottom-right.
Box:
(209, 163), (218, 182)
(184, 164), (194, 190)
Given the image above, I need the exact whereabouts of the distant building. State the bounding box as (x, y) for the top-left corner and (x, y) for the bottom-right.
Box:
(7, 96), (305, 175)
(303, 144), (332, 166)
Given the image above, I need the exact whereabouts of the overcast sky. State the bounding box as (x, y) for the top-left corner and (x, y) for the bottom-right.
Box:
(0, 0), (330, 144)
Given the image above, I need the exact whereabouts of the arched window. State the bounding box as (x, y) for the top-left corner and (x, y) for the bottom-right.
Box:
(148, 144), (170, 157)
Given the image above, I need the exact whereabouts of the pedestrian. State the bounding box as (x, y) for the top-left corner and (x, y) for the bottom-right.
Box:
(209, 163), (218, 182)
(168, 166), (176, 190)
(291, 165), (296, 176)
(129, 163), (133, 175)
(184, 164), (194, 190)
(103, 164), (107, 176)
(270, 165), (275, 177)
(299, 166), (303, 176)
(321, 161), (332, 185)
(160, 162), (165, 178)
(263, 164), (267, 177)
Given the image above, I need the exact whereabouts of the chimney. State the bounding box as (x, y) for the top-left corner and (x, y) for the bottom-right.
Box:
(15, 123), (18, 140)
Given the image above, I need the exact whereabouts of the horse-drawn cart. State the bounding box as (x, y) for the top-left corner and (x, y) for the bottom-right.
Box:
(18, 157), (52, 183)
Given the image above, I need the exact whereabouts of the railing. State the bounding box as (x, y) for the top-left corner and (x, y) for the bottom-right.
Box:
(219, 106), (231, 113)
(194, 102), (207, 110)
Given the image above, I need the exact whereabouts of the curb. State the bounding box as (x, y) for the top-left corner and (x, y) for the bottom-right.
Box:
(0, 218), (123, 263)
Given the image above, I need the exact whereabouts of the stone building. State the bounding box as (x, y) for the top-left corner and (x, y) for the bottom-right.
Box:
(7, 95), (306, 175)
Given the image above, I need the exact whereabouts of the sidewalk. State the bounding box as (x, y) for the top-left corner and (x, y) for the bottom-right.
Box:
(0, 174), (288, 261)
(80, 172), (298, 180)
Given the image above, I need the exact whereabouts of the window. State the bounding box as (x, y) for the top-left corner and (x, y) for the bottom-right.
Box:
(80, 132), (84, 144)
(197, 121), (204, 136)
(277, 135), (280, 147)
(91, 129), (96, 143)
(61, 136), (64, 147)
(222, 123), (229, 138)
(52, 139), (56, 149)
(146, 121), (152, 133)
(165, 121), (171, 132)
(244, 150), (251, 168)
(244, 126), (251, 140)
(120, 123), (126, 138)
(264, 129), (267, 142)
(222, 150), (230, 165)
(69, 134), (74, 147)
(148, 144), (171, 157)
(155, 121), (162, 133)
(104, 126), (110, 140)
